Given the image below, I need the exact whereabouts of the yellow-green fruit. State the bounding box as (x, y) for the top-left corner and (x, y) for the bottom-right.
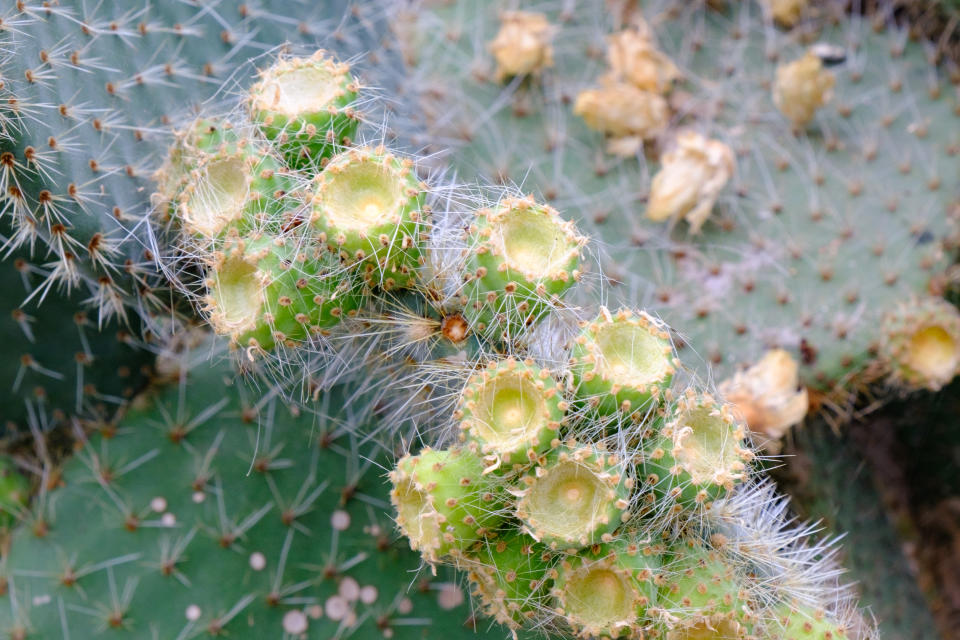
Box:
(456, 357), (566, 470)
(516, 443), (632, 550)
(465, 532), (553, 629)
(311, 147), (429, 290)
(389, 447), (505, 563)
(570, 307), (677, 417)
(462, 196), (585, 339)
(660, 541), (755, 639)
(249, 50), (359, 169)
(765, 603), (849, 640)
(880, 296), (960, 391)
(0, 457), (28, 528)
(203, 234), (365, 351)
(552, 538), (662, 638)
(641, 391), (753, 510)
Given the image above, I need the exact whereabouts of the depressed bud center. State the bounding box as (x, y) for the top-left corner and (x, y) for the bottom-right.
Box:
(458, 359), (564, 468)
(881, 297), (960, 391)
(183, 155), (249, 237)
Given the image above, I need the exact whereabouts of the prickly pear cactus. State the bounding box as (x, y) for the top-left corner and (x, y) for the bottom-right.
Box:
(0, 353), (474, 639)
(0, 0), (386, 428)
(392, 0), (960, 400)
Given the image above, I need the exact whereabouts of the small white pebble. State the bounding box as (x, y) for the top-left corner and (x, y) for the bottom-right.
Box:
(191, 491), (205, 504)
(325, 595), (350, 621)
(150, 497), (167, 513)
(359, 585), (378, 605)
(249, 552), (267, 571)
(161, 513), (176, 527)
(306, 604), (323, 620)
(383, 628), (394, 639)
(339, 576), (360, 602)
(186, 604), (202, 621)
(282, 609), (308, 634)
(437, 583), (464, 610)
(396, 597), (413, 615)
(31, 594), (51, 606)
(330, 510), (350, 531)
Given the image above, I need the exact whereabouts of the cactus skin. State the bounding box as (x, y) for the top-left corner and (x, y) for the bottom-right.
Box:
(456, 357), (566, 469)
(395, 0), (960, 395)
(0, 356), (476, 640)
(249, 51), (361, 170)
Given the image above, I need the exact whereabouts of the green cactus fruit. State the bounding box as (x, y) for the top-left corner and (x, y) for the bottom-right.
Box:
(0, 355), (475, 639)
(464, 532), (553, 629)
(880, 296), (960, 391)
(660, 541), (756, 639)
(204, 234), (364, 351)
(642, 392), (753, 511)
(311, 147), (429, 290)
(174, 142), (294, 241)
(764, 603), (849, 640)
(250, 50), (360, 170)
(0, 457), (29, 529)
(515, 443), (631, 550)
(456, 357), (566, 470)
(462, 195), (586, 339)
(389, 447), (505, 564)
(551, 538), (661, 639)
(570, 307), (677, 418)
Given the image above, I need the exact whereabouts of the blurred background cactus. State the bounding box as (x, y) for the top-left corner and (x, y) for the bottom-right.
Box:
(0, 0), (958, 639)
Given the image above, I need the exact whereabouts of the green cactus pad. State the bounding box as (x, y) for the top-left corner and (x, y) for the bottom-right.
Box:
(250, 50), (360, 169)
(462, 196), (585, 339)
(464, 532), (552, 629)
(880, 296), (960, 391)
(311, 147), (429, 290)
(551, 538), (661, 638)
(642, 393), (753, 511)
(570, 307), (677, 417)
(660, 541), (756, 639)
(515, 443), (631, 550)
(204, 234), (364, 350)
(456, 357), (566, 469)
(389, 447), (505, 564)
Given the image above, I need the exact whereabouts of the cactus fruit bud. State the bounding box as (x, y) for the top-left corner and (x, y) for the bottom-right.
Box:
(642, 391), (752, 509)
(573, 80), (670, 156)
(463, 196), (585, 338)
(661, 541), (755, 639)
(604, 23), (679, 95)
(311, 147), (428, 290)
(457, 358), (565, 469)
(389, 447), (505, 563)
(249, 50), (359, 168)
(552, 539), (661, 638)
(880, 297), (960, 391)
(465, 532), (552, 629)
(570, 307), (676, 418)
(772, 51), (835, 128)
(762, 0), (808, 28)
(646, 131), (735, 234)
(516, 443), (631, 550)
(766, 603), (849, 640)
(204, 235), (364, 350)
(719, 349), (808, 449)
(488, 11), (555, 82)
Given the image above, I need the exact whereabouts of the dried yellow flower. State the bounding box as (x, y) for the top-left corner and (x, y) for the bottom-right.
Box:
(573, 81), (669, 156)
(646, 131), (734, 233)
(762, 0), (808, 28)
(604, 24), (679, 94)
(719, 349), (809, 447)
(488, 11), (554, 82)
(773, 51), (835, 127)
